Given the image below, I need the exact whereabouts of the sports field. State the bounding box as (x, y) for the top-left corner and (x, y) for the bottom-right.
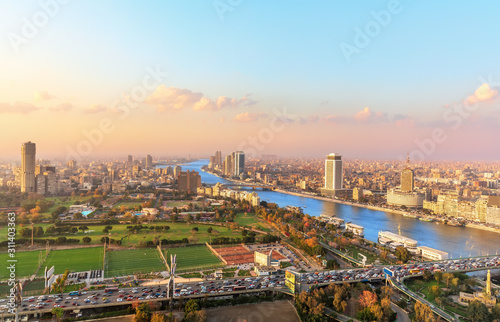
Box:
(38, 247), (103, 276)
(164, 245), (223, 272)
(105, 248), (165, 278)
(0, 250), (43, 279)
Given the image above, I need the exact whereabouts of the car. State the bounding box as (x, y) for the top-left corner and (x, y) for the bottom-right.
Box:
(117, 298), (123, 302)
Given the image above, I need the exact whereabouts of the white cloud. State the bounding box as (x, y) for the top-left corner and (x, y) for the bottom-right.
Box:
(146, 85), (256, 111)
(466, 83), (498, 105)
(233, 112), (267, 123)
(34, 91), (55, 101)
(0, 102), (40, 114)
(84, 104), (106, 114)
(49, 103), (73, 112)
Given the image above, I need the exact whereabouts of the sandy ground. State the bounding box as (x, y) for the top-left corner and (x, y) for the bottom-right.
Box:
(205, 300), (300, 322)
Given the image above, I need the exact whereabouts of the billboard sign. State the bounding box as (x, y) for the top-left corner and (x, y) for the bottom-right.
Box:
(383, 267), (394, 277)
(285, 270), (296, 293)
(46, 265), (55, 279)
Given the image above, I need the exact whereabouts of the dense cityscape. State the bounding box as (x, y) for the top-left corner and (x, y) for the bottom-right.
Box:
(2, 1), (500, 322)
(0, 143), (500, 321)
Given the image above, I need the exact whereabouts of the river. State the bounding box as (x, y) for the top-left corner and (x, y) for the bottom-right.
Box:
(160, 160), (500, 258)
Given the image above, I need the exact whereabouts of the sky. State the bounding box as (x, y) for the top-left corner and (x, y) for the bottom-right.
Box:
(1, 0), (500, 161)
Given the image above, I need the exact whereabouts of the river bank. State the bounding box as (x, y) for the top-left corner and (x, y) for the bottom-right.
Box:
(202, 169), (500, 235)
(274, 188), (500, 235)
(188, 161), (500, 256)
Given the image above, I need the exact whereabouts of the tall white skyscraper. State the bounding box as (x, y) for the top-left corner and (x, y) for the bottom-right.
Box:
(324, 153), (343, 191)
(232, 151), (245, 177)
(21, 141), (36, 193)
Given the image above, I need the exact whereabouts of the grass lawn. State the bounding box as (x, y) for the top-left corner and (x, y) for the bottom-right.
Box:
(233, 213), (271, 232)
(42, 196), (92, 217)
(23, 279), (46, 292)
(164, 245), (223, 272)
(113, 201), (145, 210)
(165, 200), (202, 208)
(11, 222), (244, 247)
(342, 244), (389, 265)
(238, 270), (251, 277)
(38, 247), (103, 276)
(105, 248), (165, 278)
(0, 283), (11, 295)
(179, 272), (202, 278)
(0, 250), (44, 279)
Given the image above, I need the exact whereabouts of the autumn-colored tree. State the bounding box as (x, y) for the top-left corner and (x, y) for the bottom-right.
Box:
(370, 303), (384, 322)
(431, 271), (442, 284)
(430, 285), (441, 297)
(414, 301), (437, 322)
(442, 273), (453, 288)
(380, 286), (394, 299)
(359, 290), (377, 308)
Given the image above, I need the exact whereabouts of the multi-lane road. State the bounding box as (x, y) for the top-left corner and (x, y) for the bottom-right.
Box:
(2, 255), (500, 320)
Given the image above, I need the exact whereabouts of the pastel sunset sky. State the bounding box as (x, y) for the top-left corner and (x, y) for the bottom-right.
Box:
(1, 1), (499, 161)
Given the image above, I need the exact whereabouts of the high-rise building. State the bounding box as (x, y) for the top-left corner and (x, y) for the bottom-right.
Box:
(224, 155), (232, 176)
(67, 160), (77, 169)
(174, 166), (182, 178)
(146, 154), (153, 168)
(324, 153), (343, 191)
(21, 141), (36, 193)
(177, 170), (201, 193)
(215, 151), (222, 166)
(232, 151), (245, 177)
(387, 153), (427, 209)
(401, 154), (414, 192)
(127, 155), (133, 164)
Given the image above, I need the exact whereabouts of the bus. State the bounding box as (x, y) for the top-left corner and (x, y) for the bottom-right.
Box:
(104, 287), (119, 293)
(409, 269), (421, 275)
(69, 291), (80, 296)
(233, 286), (247, 291)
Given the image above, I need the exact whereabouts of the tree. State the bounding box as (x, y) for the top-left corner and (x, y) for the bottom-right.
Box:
(380, 286), (394, 299)
(207, 227), (213, 234)
(326, 259), (340, 269)
(359, 290), (377, 308)
(69, 227), (78, 234)
(442, 273), (453, 288)
(82, 237), (92, 244)
(184, 299), (200, 315)
(78, 225), (89, 233)
(34, 226), (44, 237)
(414, 301), (436, 322)
(422, 269), (432, 281)
(151, 312), (167, 322)
(395, 246), (411, 263)
(356, 307), (375, 322)
(19, 227), (31, 238)
(133, 303), (152, 322)
(492, 303), (500, 320)
(434, 271), (443, 284)
(466, 300), (491, 322)
(51, 307), (64, 321)
(430, 285), (441, 297)
(73, 212), (83, 219)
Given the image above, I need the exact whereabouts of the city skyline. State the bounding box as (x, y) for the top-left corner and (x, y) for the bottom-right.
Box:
(1, 2), (500, 160)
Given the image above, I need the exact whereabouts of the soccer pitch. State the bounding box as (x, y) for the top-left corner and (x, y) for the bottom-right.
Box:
(0, 250), (42, 279)
(164, 245), (223, 272)
(105, 248), (165, 278)
(38, 247), (103, 276)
